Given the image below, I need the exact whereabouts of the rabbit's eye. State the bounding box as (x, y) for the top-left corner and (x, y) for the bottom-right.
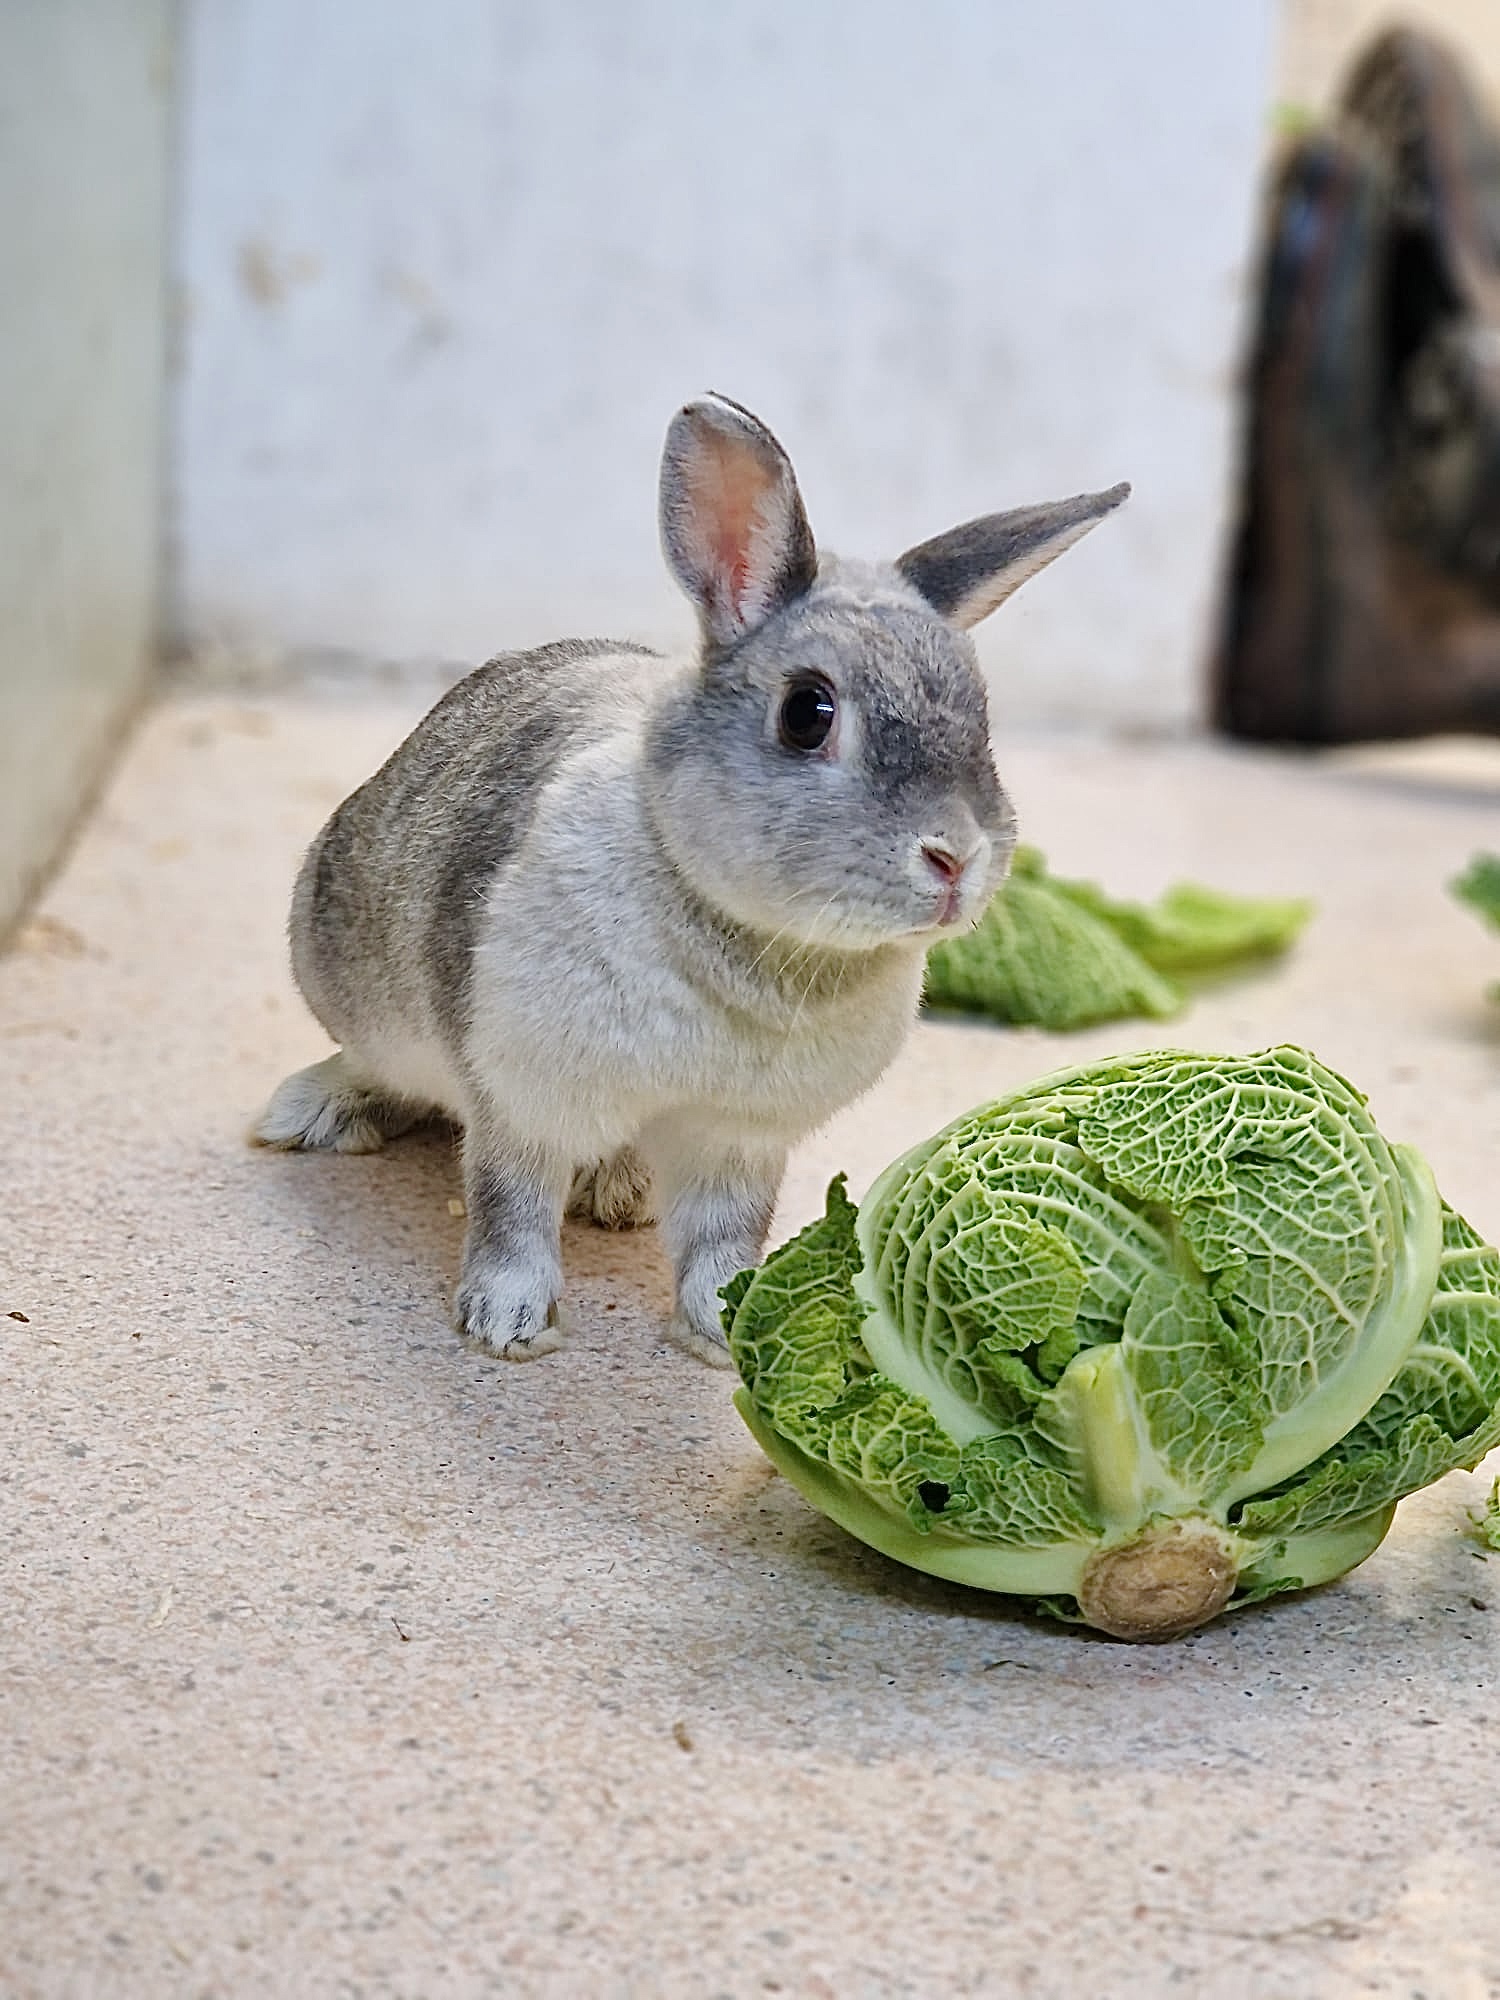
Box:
(777, 676), (837, 753)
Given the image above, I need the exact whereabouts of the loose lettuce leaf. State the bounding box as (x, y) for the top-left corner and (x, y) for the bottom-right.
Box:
(925, 845), (1311, 1032)
(924, 851), (1182, 1031)
(1055, 874), (1314, 978)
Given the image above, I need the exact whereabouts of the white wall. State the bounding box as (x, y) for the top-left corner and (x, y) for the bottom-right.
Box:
(0, 0), (172, 937)
(174, 0), (1275, 730)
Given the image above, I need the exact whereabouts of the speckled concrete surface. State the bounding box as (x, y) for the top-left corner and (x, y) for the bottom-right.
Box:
(4, 689), (1500, 1999)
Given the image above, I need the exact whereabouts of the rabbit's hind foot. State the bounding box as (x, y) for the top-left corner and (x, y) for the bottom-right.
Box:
(566, 1147), (657, 1230)
(251, 1051), (418, 1156)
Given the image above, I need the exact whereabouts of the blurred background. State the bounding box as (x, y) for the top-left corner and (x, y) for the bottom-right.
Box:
(4, 0), (1500, 941)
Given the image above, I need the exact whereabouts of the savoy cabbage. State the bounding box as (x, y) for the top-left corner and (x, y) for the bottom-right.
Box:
(726, 1046), (1500, 1639)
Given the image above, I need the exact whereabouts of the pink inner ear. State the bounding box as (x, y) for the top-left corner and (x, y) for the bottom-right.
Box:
(701, 437), (773, 621)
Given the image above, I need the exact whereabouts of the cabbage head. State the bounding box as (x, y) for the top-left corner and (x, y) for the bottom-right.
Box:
(726, 1047), (1500, 1639)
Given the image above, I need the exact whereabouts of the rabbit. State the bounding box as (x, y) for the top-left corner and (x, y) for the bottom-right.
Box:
(254, 394), (1128, 1365)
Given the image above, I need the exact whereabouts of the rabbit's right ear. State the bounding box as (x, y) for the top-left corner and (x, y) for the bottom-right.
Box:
(660, 395), (818, 648)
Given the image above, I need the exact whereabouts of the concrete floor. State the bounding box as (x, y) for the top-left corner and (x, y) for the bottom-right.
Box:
(4, 684), (1500, 1999)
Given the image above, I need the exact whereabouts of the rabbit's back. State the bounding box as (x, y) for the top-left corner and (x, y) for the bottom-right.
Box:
(290, 639), (660, 1069)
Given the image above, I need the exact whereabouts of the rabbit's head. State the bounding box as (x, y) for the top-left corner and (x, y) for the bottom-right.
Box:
(645, 394), (1128, 952)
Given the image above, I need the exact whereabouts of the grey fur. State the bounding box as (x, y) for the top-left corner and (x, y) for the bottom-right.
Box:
(294, 639), (658, 1049)
(257, 395), (1129, 1364)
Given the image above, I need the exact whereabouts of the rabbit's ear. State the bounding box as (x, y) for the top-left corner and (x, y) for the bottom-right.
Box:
(660, 395), (818, 647)
(896, 483), (1130, 631)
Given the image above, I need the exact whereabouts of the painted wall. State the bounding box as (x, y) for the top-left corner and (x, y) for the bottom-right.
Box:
(0, 0), (173, 938)
(173, 1), (1276, 730)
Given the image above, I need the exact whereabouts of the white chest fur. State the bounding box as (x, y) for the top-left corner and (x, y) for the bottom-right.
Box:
(462, 733), (926, 1157)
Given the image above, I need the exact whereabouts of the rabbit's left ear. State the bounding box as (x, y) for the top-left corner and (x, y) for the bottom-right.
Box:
(660, 394), (818, 648)
(897, 483), (1130, 631)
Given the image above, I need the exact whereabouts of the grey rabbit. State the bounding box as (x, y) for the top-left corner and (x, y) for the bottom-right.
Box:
(255, 394), (1128, 1364)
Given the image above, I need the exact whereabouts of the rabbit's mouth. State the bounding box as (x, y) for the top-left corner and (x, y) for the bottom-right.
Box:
(919, 902), (980, 940)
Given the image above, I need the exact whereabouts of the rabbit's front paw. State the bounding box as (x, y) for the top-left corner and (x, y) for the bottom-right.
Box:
(667, 1308), (736, 1370)
(454, 1258), (567, 1360)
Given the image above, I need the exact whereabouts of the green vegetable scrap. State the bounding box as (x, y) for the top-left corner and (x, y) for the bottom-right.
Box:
(924, 846), (1313, 1032)
(1474, 1478), (1500, 1552)
(1453, 855), (1500, 1003)
(726, 1046), (1500, 1640)
(1454, 854), (1500, 931)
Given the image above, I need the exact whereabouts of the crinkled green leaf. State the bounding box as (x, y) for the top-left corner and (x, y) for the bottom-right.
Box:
(719, 1264), (757, 1325)
(1234, 1407), (1500, 1542)
(950, 1430), (1099, 1545)
(1230, 1573), (1306, 1608)
(1076, 1049), (1409, 1427)
(924, 854), (1183, 1031)
(723, 1176), (867, 1417)
(812, 1377), (963, 1532)
(919, 1184), (1086, 1365)
(864, 1107), (1173, 1388)
(725, 1181), (962, 1535)
(859, 1046), (1444, 1500)
(1452, 855), (1500, 1004)
(1031, 1595), (1091, 1627)
(741, 1299), (860, 1433)
(871, 1175), (1088, 1433)
(1345, 1205), (1500, 1449)
(1120, 1270), (1265, 1498)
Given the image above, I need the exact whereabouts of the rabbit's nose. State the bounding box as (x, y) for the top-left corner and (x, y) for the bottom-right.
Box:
(920, 841), (967, 885)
